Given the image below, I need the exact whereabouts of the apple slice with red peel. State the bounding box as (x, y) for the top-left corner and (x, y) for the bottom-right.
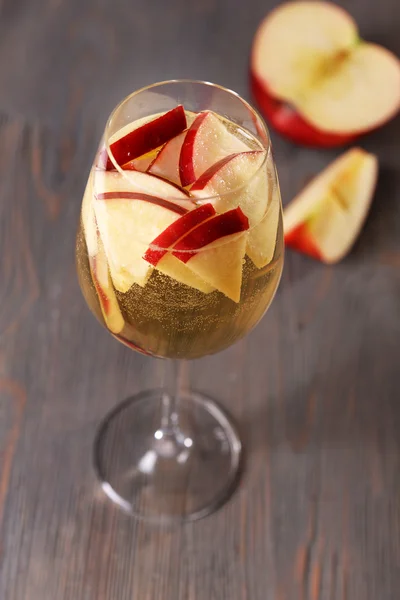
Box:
(147, 131), (186, 185)
(144, 203), (216, 266)
(103, 105), (187, 170)
(111, 333), (154, 356)
(93, 170), (193, 292)
(89, 238), (125, 335)
(173, 207), (249, 261)
(82, 174), (124, 331)
(284, 148), (378, 263)
(190, 150), (280, 268)
(251, 1), (400, 145)
(82, 193), (124, 333)
(144, 203), (216, 293)
(97, 115), (162, 170)
(95, 169), (193, 208)
(172, 208), (249, 302)
(190, 150), (266, 211)
(179, 111), (252, 186)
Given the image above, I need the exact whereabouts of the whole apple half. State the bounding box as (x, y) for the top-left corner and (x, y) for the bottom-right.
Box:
(250, 1), (400, 147)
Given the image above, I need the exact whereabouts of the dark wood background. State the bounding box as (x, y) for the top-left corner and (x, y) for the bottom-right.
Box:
(1, 0), (400, 598)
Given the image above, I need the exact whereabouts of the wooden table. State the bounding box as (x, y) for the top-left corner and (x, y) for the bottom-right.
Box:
(1, 0), (400, 598)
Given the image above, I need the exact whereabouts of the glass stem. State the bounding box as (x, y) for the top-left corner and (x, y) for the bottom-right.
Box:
(161, 359), (188, 435)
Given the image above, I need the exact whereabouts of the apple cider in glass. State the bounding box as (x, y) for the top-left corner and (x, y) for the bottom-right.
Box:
(76, 107), (283, 360)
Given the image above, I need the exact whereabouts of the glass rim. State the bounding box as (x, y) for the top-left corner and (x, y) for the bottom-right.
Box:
(103, 79), (271, 204)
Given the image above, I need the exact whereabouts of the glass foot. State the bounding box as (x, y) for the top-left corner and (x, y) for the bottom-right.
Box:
(94, 390), (242, 523)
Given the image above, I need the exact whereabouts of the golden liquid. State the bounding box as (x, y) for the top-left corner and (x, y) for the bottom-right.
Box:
(76, 111), (284, 359)
(76, 220), (283, 359)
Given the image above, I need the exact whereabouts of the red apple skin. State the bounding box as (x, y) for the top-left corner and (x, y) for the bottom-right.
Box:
(111, 333), (154, 356)
(179, 112), (209, 186)
(141, 172), (191, 197)
(173, 207), (249, 264)
(250, 71), (358, 148)
(144, 203), (216, 266)
(104, 105), (187, 170)
(96, 191), (190, 216)
(190, 151), (264, 192)
(284, 223), (323, 261)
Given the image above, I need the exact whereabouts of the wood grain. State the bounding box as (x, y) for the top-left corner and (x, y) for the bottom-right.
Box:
(0, 0), (400, 599)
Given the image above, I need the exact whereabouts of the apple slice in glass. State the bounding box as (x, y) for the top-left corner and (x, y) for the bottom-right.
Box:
(147, 130), (186, 186)
(172, 207), (250, 302)
(89, 238), (125, 334)
(101, 105), (187, 170)
(144, 203), (216, 293)
(190, 150), (279, 268)
(81, 178), (125, 333)
(179, 111), (253, 186)
(93, 170), (194, 291)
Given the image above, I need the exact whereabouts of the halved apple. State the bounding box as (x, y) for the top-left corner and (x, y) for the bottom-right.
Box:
(251, 1), (400, 145)
(103, 105), (187, 170)
(250, 73), (357, 147)
(284, 148), (378, 263)
(93, 170), (194, 292)
(172, 207), (250, 302)
(190, 150), (280, 267)
(179, 111), (252, 186)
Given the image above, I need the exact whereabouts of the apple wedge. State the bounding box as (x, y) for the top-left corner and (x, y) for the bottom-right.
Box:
(156, 254), (215, 294)
(82, 187), (124, 334)
(81, 170), (98, 257)
(179, 111), (252, 186)
(103, 105), (187, 170)
(251, 1), (400, 144)
(95, 169), (193, 206)
(97, 114), (161, 170)
(144, 203), (216, 266)
(190, 150), (280, 268)
(284, 148), (378, 263)
(147, 131), (186, 185)
(172, 207), (249, 302)
(89, 238), (125, 335)
(93, 170), (194, 292)
(143, 203), (216, 293)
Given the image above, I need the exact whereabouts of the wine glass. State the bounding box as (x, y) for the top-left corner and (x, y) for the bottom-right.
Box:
(76, 80), (284, 522)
